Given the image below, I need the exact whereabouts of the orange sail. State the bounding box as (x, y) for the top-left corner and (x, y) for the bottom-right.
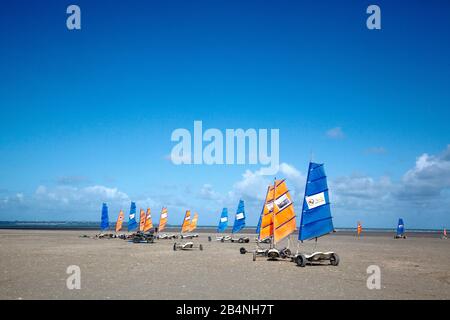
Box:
(259, 179), (296, 244)
(159, 207), (168, 232)
(143, 208), (153, 232)
(181, 210), (191, 233)
(115, 210), (124, 232)
(139, 208), (146, 232)
(189, 212), (198, 232)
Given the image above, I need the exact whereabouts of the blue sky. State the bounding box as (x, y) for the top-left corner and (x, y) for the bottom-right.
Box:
(1, 0), (449, 228)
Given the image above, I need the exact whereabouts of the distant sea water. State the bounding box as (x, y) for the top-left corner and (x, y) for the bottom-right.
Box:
(0, 221), (443, 235)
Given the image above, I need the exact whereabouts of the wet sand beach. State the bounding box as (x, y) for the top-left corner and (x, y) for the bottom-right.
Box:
(0, 229), (449, 300)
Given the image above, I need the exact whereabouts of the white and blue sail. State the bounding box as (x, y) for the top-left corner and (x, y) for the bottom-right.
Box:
(128, 201), (137, 231)
(100, 203), (109, 231)
(298, 162), (334, 241)
(232, 199), (246, 233)
(217, 208), (228, 233)
(396, 218), (405, 236)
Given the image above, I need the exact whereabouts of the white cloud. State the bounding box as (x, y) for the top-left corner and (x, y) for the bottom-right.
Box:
(199, 184), (222, 201)
(399, 145), (450, 200)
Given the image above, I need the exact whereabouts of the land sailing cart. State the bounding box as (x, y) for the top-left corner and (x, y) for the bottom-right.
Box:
(173, 210), (203, 251)
(242, 162), (340, 267)
(131, 207), (156, 243)
(289, 162), (340, 267)
(155, 207), (178, 239)
(208, 201), (250, 243)
(240, 179), (297, 261)
(394, 218), (407, 239)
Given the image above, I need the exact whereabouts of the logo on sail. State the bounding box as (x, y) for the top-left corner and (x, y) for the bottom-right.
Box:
(274, 194), (291, 211)
(236, 212), (244, 220)
(305, 192), (326, 209)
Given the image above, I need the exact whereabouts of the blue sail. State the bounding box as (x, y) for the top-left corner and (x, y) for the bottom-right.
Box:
(256, 210), (262, 238)
(217, 208), (228, 233)
(298, 162), (334, 241)
(397, 218), (405, 235)
(100, 203), (109, 231)
(128, 202), (137, 231)
(232, 199), (246, 233)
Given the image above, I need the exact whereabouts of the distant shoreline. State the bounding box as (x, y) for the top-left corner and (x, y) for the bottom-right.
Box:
(0, 221), (443, 237)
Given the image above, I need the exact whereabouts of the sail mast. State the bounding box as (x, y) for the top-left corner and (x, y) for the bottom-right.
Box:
(271, 178), (276, 248)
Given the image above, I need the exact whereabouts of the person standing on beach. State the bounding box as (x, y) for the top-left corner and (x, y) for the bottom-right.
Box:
(357, 221), (362, 239)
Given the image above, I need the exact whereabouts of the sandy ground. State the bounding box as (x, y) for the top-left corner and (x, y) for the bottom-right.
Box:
(0, 229), (449, 300)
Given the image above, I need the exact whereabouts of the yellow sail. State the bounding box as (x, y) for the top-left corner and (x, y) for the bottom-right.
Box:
(259, 179), (296, 244)
(143, 208), (153, 232)
(159, 207), (168, 232)
(139, 208), (146, 232)
(189, 212), (198, 232)
(181, 210), (191, 233)
(115, 209), (124, 232)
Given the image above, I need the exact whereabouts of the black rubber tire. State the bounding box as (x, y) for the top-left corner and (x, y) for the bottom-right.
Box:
(295, 254), (306, 267)
(244, 238), (250, 243)
(330, 253), (340, 266)
(239, 247), (247, 254)
(221, 238), (224, 242)
(199, 244), (203, 251)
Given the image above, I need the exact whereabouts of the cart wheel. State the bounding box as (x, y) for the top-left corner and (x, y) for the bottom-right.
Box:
(295, 254), (306, 267)
(199, 244), (203, 251)
(239, 247), (247, 254)
(330, 253), (340, 266)
(252, 251), (257, 261)
(244, 238), (250, 243)
(238, 238), (244, 243)
(208, 236), (212, 242)
(173, 243), (177, 251)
